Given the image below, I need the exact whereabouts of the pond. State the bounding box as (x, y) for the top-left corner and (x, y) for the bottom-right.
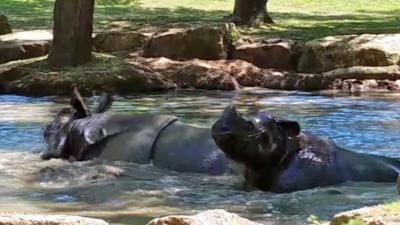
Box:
(0, 89), (399, 225)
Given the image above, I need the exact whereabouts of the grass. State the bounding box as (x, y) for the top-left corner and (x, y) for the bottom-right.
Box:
(383, 199), (400, 212)
(1, 0), (400, 41)
(0, 53), (123, 80)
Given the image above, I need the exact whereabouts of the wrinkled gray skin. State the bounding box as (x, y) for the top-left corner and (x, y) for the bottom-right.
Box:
(42, 87), (228, 175)
(212, 105), (400, 193)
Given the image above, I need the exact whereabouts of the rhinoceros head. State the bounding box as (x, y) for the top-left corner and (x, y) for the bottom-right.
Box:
(211, 105), (300, 169)
(42, 85), (113, 160)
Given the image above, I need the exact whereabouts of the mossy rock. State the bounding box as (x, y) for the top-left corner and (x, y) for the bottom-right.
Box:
(0, 15), (12, 35)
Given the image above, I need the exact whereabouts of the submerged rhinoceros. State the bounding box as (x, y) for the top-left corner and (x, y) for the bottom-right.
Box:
(212, 105), (400, 193)
(42, 86), (228, 175)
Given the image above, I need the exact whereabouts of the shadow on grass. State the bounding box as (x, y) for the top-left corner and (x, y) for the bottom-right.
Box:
(255, 9), (400, 40)
(94, 5), (230, 29)
(1, 0), (55, 30)
(2, 0), (399, 41)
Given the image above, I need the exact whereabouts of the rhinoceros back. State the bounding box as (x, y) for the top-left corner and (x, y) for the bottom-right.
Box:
(65, 114), (178, 163)
(152, 121), (229, 175)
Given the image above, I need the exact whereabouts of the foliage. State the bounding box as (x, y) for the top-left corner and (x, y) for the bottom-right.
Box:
(307, 215), (323, 225)
(226, 23), (241, 41)
(1, 0), (399, 40)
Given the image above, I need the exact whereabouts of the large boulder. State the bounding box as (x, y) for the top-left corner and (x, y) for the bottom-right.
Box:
(0, 15), (12, 35)
(0, 30), (52, 64)
(143, 24), (238, 60)
(0, 214), (108, 225)
(94, 31), (152, 52)
(230, 38), (298, 71)
(146, 209), (262, 225)
(298, 34), (400, 73)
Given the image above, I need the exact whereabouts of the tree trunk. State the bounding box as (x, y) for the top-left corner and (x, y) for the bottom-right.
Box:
(233, 0), (274, 25)
(48, 0), (95, 67)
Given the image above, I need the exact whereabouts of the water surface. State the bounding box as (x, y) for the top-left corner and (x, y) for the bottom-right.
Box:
(0, 89), (399, 225)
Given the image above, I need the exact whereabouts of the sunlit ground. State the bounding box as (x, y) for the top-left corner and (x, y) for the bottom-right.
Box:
(1, 0), (399, 40)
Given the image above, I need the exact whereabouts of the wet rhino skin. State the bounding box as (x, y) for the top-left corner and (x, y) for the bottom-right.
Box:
(60, 113), (228, 175)
(252, 133), (400, 193)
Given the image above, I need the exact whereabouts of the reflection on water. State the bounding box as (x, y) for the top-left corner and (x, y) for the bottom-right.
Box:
(0, 89), (400, 225)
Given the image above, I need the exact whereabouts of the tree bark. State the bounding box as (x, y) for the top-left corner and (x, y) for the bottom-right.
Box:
(48, 0), (95, 67)
(233, 0), (274, 25)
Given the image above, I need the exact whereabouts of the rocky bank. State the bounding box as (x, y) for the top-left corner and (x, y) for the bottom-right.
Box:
(0, 214), (109, 225)
(0, 210), (262, 225)
(1, 21), (400, 94)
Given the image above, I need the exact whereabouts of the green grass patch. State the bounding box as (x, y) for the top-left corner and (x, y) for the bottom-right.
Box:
(383, 199), (400, 212)
(1, 0), (400, 41)
(25, 53), (124, 78)
(0, 53), (124, 80)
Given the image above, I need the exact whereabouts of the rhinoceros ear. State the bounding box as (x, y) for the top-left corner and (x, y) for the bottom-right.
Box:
(95, 92), (113, 113)
(277, 119), (301, 137)
(70, 84), (90, 118)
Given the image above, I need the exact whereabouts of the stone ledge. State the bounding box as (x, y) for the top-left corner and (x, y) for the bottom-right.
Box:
(0, 30), (52, 64)
(0, 214), (109, 225)
(325, 201), (400, 225)
(146, 209), (263, 225)
(3, 54), (400, 96)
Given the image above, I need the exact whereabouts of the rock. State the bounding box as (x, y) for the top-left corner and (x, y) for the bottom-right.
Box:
(0, 54), (176, 96)
(322, 66), (400, 80)
(230, 38), (298, 71)
(133, 56), (328, 91)
(1, 53), (329, 96)
(327, 204), (400, 225)
(319, 65), (400, 92)
(0, 15), (12, 35)
(0, 214), (108, 225)
(94, 31), (151, 52)
(143, 23), (238, 60)
(134, 57), (237, 90)
(330, 79), (400, 93)
(321, 66), (400, 92)
(298, 34), (400, 73)
(0, 30), (52, 64)
(146, 209), (262, 225)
